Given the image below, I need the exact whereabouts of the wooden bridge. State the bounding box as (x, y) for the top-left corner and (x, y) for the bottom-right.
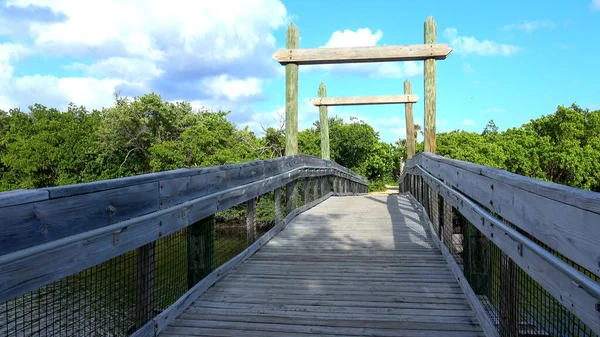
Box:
(1, 16), (600, 337)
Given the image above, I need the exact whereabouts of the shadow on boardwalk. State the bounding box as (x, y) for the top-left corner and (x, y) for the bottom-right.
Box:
(160, 194), (485, 337)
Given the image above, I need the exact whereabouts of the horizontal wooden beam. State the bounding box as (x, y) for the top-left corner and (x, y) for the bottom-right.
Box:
(311, 94), (419, 106)
(273, 44), (452, 65)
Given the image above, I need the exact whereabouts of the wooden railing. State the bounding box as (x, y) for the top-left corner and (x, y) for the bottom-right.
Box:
(0, 154), (368, 336)
(401, 152), (600, 337)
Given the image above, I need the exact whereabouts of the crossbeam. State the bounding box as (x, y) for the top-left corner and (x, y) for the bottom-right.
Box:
(310, 94), (419, 106)
(273, 44), (452, 65)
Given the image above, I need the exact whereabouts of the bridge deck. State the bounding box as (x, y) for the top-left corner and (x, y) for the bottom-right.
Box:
(161, 194), (484, 336)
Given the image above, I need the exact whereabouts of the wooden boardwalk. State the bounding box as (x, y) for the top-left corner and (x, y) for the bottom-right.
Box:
(161, 194), (484, 336)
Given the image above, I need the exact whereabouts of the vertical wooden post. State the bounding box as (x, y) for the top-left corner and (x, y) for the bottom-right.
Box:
(443, 199), (452, 244)
(303, 177), (310, 204)
(313, 177), (319, 200)
(500, 256), (519, 337)
(286, 181), (297, 214)
(188, 215), (215, 289)
(465, 221), (489, 295)
(424, 16), (437, 153)
(318, 82), (330, 160)
(321, 176), (327, 197)
(274, 188), (282, 223)
(404, 80), (415, 158)
(285, 23), (300, 156)
(246, 198), (257, 244)
(136, 242), (155, 329)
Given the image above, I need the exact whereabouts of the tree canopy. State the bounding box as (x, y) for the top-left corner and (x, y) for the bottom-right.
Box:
(0, 95), (597, 193)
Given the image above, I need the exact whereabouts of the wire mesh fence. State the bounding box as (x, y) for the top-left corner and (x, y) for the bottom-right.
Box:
(404, 172), (598, 337)
(0, 173), (343, 337)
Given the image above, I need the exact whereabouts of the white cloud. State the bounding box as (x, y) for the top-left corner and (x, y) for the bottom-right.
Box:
(591, 0), (600, 10)
(482, 108), (506, 114)
(303, 28), (423, 79)
(503, 20), (555, 34)
(444, 28), (522, 56)
(0, 0), (289, 112)
(461, 119), (476, 126)
(201, 75), (263, 101)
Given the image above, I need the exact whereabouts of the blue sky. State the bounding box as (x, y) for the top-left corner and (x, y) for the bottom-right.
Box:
(1, 0), (599, 143)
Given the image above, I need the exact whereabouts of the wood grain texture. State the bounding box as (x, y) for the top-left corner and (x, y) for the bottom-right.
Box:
(310, 94), (419, 106)
(0, 165), (367, 304)
(161, 195), (484, 336)
(273, 44), (452, 65)
(406, 163), (600, 334)
(404, 80), (415, 158)
(318, 82), (330, 160)
(132, 192), (336, 337)
(416, 152), (600, 277)
(424, 16), (437, 153)
(0, 182), (160, 256)
(407, 194), (499, 337)
(0, 189), (48, 208)
(285, 23), (299, 156)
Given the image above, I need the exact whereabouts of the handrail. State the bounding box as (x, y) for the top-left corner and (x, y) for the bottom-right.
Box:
(412, 152), (600, 276)
(401, 153), (600, 335)
(0, 155), (368, 305)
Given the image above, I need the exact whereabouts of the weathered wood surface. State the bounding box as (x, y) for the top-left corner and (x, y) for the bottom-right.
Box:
(310, 94), (419, 106)
(404, 79), (415, 158)
(414, 151), (600, 277)
(161, 195), (484, 336)
(273, 44), (452, 65)
(403, 158), (600, 334)
(285, 23), (299, 156)
(424, 16), (437, 153)
(0, 155), (368, 304)
(319, 82), (330, 160)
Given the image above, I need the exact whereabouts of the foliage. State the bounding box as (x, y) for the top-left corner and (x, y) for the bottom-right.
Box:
(0, 96), (597, 195)
(432, 104), (600, 191)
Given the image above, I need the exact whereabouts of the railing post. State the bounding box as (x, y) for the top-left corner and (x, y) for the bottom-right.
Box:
(286, 181), (297, 214)
(464, 221), (489, 295)
(303, 177), (310, 204)
(246, 198), (257, 244)
(313, 177), (319, 200)
(274, 188), (283, 223)
(500, 256), (519, 337)
(136, 242), (155, 329)
(188, 215), (215, 289)
(320, 176), (327, 197)
(442, 199), (452, 245)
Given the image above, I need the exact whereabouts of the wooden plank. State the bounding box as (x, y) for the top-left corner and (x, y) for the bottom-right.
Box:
(408, 193), (500, 337)
(0, 182), (160, 256)
(272, 44), (452, 65)
(412, 166), (600, 334)
(417, 152), (600, 276)
(0, 189), (49, 208)
(310, 94), (419, 106)
(178, 312), (482, 331)
(404, 80), (415, 158)
(131, 192), (335, 337)
(160, 194), (483, 336)
(285, 23), (299, 156)
(0, 165), (364, 303)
